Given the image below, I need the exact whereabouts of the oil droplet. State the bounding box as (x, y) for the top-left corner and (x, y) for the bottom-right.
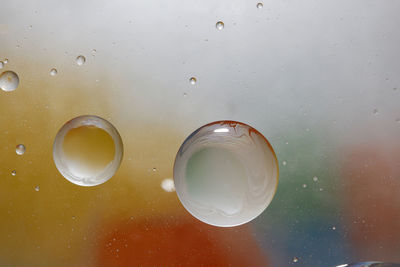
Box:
(293, 257), (299, 263)
(174, 120), (279, 227)
(76, 55), (86, 66)
(161, 178), (175, 192)
(282, 161), (287, 166)
(50, 68), (58, 76)
(257, 3), (263, 9)
(16, 144), (26, 155)
(53, 115), (123, 186)
(216, 21), (225, 30)
(34, 186), (40, 192)
(11, 170), (16, 176)
(4, 59), (8, 64)
(313, 176), (318, 182)
(189, 77), (197, 85)
(0, 71), (20, 92)
(0, 61), (3, 69)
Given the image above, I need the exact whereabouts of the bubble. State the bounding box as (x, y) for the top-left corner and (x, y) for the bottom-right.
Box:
(183, 93), (187, 98)
(0, 61), (3, 69)
(152, 167), (157, 172)
(282, 161), (287, 166)
(0, 71), (20, 92)
(396, 118), (400, 123)
(313, 176), (318, 182)
(173, 121), (279, 227)
(216, 21), (225, 30)
(302, 184), (307, 188)
(332, 226), (336, 230)
(373, 108), (378, 115)
(53, 115), (123, 186)
(50, 68), (58, 76)
(76, 55), (86, 66)
(293, 257), (299, 263)
(34, 186), (40, 192)
(11, 170), (16, 176)
(4, 59), (8, 64)
(161, 178), (175, 192)
(16, 144), (26, 155)
(189, 77), (197, 85)
(257, 2), (263, 9)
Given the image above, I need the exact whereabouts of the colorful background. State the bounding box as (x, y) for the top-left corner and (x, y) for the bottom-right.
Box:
(1, 0), (400, 266)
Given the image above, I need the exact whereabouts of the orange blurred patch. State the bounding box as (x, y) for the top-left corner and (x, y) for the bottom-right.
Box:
(96, 214), (268, 267)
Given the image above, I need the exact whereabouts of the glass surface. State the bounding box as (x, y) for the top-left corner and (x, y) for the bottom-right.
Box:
(1, 0), (400, 266)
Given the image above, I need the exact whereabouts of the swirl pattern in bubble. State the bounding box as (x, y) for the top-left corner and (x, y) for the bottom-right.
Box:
(174, 121), (279, 227)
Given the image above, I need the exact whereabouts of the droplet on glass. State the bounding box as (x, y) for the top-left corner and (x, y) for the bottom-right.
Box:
(16, 144), (26, 155)
(11, 170), (16, 176)
(161, 178), (175, 192)
(174, 120), (279, 227)
(0, 71), (20, 92)
(216, 21), (225, 30)
(313, 176), (318, 182)
(34, 186), (40, 192)
(189, 77), (197, 85)
(282, 161), (287, 166)
(53, 115), (123, 186)
(293, 257), (299, 263)
(50, 68), (58, 76)
(257, 3), (263, 9)
(76, 55), (86, 66)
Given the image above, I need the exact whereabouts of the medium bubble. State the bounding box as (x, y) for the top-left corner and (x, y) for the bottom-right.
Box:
(0, 71), (20, 92)
(216, 21), (225, 30)
(16, 144), (26, 155)
(174, 121), (279, 227)
(53, 115), (123, 186)
(76, 55), (86, 66)
(11, 170), (16, 176)
(257, 3), (263, 9)
(50, 68), (58, 76)
(189, 77), (197, 85)
(161, 178), (175, 192)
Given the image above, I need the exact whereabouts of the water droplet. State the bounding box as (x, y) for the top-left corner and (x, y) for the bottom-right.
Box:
(4, 59), (8, 64)
(257, 3), (263, 9)
(216, 21), (225, 30)
(53, 115), (123, 186)
(174, 121), (279, 227)
(161, 178), (175, 192)
(373, 109), (378, 115)
(34, 186), (40, 192)
(11, 170), (16, 176)
(313, 176), (318, 182)
(16, 144), (26, 155)
(293, 256), (299, 263)
(0, 71), (20, 92)
(282, 161), (287, 166)
(189, 77), (197, 85)
(0, 61), (3, 69)
(50, 68), (58, 76)
(302, 184), (307, 188)
(76, 55), (86, 66)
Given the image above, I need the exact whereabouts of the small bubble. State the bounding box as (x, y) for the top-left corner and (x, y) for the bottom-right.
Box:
(161, 178), (175, 192)
(305, 128), (310, 132)
(319, 188), (324, 191)
(216, 21), (225, 30)
(50, 68), (58, 76)
(11, 170), (16, 176)
(76, 55), (86, 66)
(313, 176), (318, 182)
(152, 167), (157, 172)
(293, 256), (299, 263)
(92, 49), (97, 55)
(72, 216), (76, 220)
(16, 144), (26, 155)
(282, 161), (287, 166)
(285, 142), (289, 145)
(302, 184), (307, 188)
(189, 77), (197, 85)
(394, 87), (397, 91)
(0, 61), (3, 69)
(4, 59), (8, 64)
(0, 71), (20, 92)
(183, 93), (188, 98)
(396, 118), (400, 123)
(332, 226), (336, 230)
(34, 186), (40, 192)
(257, 3), (263, 9)
(373, 108), (378, 115)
